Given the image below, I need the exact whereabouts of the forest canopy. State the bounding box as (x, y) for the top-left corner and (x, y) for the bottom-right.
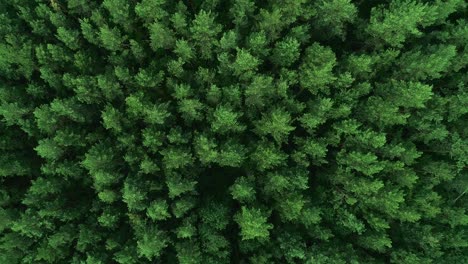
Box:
(0, 0), (467, 263)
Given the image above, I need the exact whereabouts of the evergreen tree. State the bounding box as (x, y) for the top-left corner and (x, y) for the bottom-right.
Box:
(0, 0), (466, 263)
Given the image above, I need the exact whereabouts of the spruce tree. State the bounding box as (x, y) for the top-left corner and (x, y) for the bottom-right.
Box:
(0, 0), (467, 263)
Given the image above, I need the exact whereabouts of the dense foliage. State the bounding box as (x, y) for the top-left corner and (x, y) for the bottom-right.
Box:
(1, 0), (467, 263)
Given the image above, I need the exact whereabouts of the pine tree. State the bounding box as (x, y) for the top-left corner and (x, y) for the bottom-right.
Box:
(0, 0), (466, 263)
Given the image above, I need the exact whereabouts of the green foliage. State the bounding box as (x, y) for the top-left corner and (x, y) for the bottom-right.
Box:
(210, 105), (245, 134)
(299, 43), (337, 94)
(0, 0), (466, 263)
(235, 206), (273, 241)
(149, 22), (174, 51)
(270, 37), (300, 67)
(136, 226), (169, 260)
(367, 1), (430, 47)
(255, 108), (295, 143)
(313, 0), (357, 38)
(99, 25), (124, 51)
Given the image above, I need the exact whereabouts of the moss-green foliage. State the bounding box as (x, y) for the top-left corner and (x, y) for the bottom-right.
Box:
(0, 0), (467, 263)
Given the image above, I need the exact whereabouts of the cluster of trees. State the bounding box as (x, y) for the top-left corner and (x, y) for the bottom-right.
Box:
(0, 0), (467, 263)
